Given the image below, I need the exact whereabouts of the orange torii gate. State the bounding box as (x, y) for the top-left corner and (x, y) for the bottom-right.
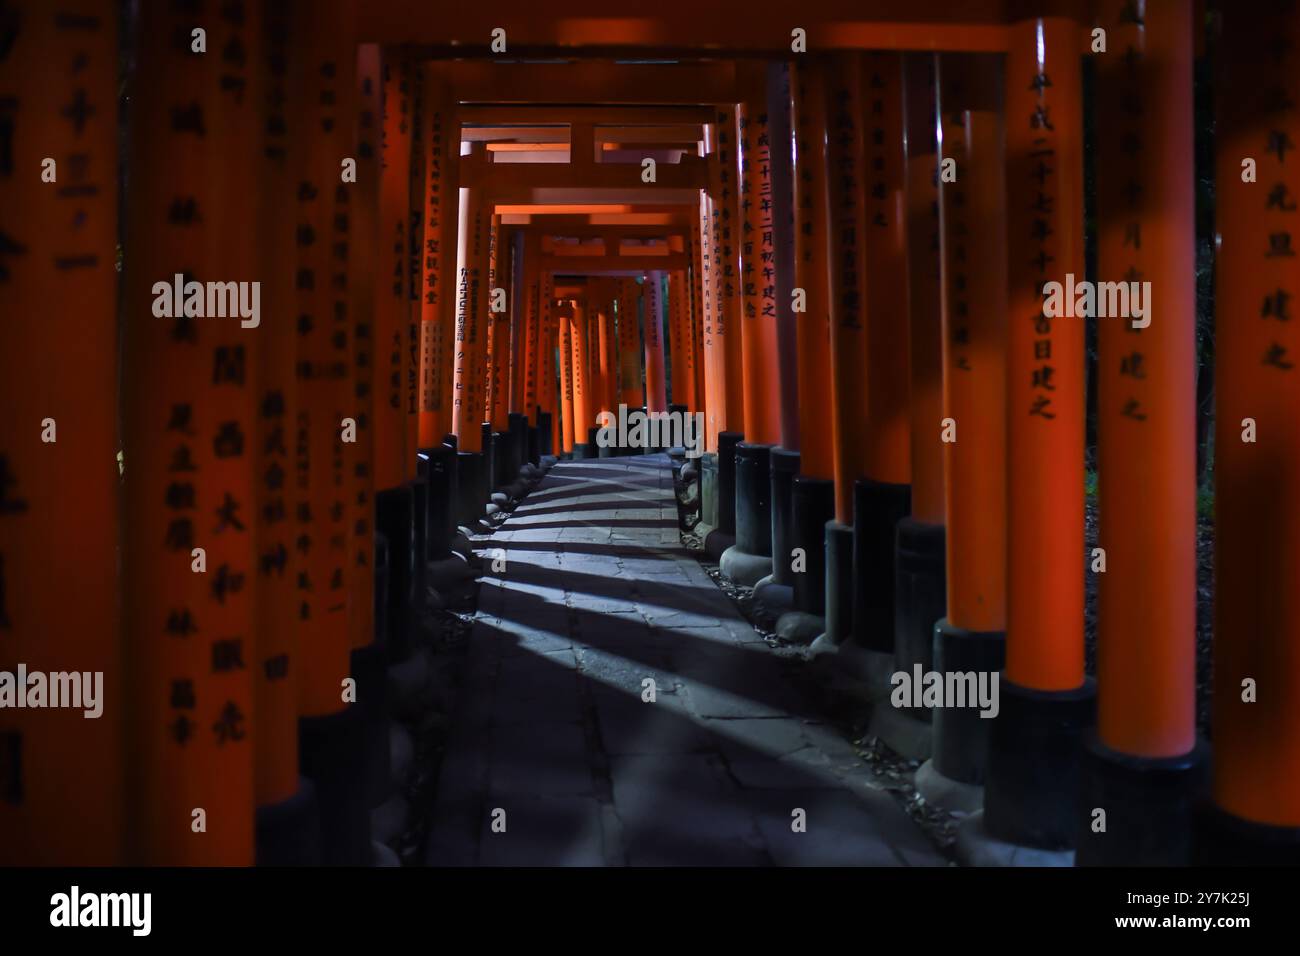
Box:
(11, 0), (1300, 873)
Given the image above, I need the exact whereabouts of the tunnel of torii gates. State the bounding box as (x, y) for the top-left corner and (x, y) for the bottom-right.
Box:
(0, 0), (1297, 869)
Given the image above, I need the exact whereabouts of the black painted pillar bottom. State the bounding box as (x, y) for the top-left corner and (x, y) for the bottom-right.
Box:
(823, 519), (854, 643)
(852, 478), (911, 652)
(299, 705), (370, 866)
(984, 677), (1097, 851)
(255, 778), (321, 866)
(375, 484), (414, 660)
(537, 411), (553, 457)
(734, 442), (774, 557)
(419, 444), (454, 562)
(700, 452), (718, 527)
(490, 430), (510, 489)
(1075, 734), (1207, 866)
(791, 475), (835, 615)
(931, 618), (1005, 786)
(351, 640), (391, 811)
(894, 518), (946, 688)
(769, 448), (800, 587)
(1195, 803), (1300, 865)
(455, 450), (486, 527)
(717, 431), (742, 536)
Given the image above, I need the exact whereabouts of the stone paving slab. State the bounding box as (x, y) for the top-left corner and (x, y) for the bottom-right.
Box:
(425, 454), (945, 867)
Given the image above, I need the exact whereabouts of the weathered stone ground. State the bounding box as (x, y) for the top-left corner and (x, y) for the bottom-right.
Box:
(425, 454), (945, 866)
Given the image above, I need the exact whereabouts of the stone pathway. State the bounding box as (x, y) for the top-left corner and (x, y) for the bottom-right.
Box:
(426, 454), (945, 866)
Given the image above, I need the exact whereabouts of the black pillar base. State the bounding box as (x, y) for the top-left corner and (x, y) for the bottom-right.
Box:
(851, 478), (911, 652)
(769, 448), (800, 586)
(372, 532), (389, 654)
(824, 519), (855, 643)
(508, 412), (527, 477)
(490, 431), (510, 490)
(932, 618), (1005, 785)
(735, 442), (774, 557)
(700, 453), (718, 526)
(419, 444), (454, 562)
(894, 518), (947, 684)
(717, 431), (743, 536)
(1195, 802), (1300, 865)
(536, 412), (553, 457)
(350, 640), (391, 810)
(1075, 733), (1207, 866)
(299, 705), (370, 866)
(985, 677), (1097, 851)
(409, 476), (428, 622)
(375, 484), (414, 661)
(455, 450), (486, 526)
(791, 475), (835, 615)
(255, 777), (321, 866)
(527, 425), (540, 466)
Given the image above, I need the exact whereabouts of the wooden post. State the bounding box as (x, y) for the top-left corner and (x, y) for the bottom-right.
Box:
(0, 0), (123, 864)
(738, 65), (781, 444)
(1209, 1), (1300, 854)
(984, 15), (1094, 852)
(120, 0), (264, 864)
(644, 273), (669, 413)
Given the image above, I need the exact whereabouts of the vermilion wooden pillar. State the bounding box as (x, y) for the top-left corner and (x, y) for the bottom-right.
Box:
(699, 167), (723, 451)
(738, 65), (781, 444)
(820, 52), (872, 646)
(452, 162), (488, 454)
(295, 3), (357, 717)
(669, 270), (694, 409)
(789, 60), (835, 484)
(687, 224), (707, 417)
(824, 54), (870, 530)
(925, 52), (1009, 799)
(711, 110), (745, 437)
(512, 235), (532, 417)
(983, 15), (1094, 853)
(558, 300), (577, 453)
(616, 278), (642, 409)
(890, 53), (947, 693)
(571, 296), (594, 450)
(0, 0), (122, 865)
(783, 58), (837, 621)
(596, 281), (619, 417)
(376, 54), (412, 490)
(488, 220), (511, 434)
(120, 0), (262, 865)
(644, 273), (669, 414)
(539, 272), (559, 453)
(1077, 0), (1202, 866)
(250, 1), (307, 837)
(853, 51), (915, 655)
(350, 46), (381, 657)
(418, 68), (458, 449)
(405, 61), (425, 479)
(522, 235), (541, 424)
(488, 218), (506, 431)
(1209, 1), (1300, 860)
(903, 54), (944, 532)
